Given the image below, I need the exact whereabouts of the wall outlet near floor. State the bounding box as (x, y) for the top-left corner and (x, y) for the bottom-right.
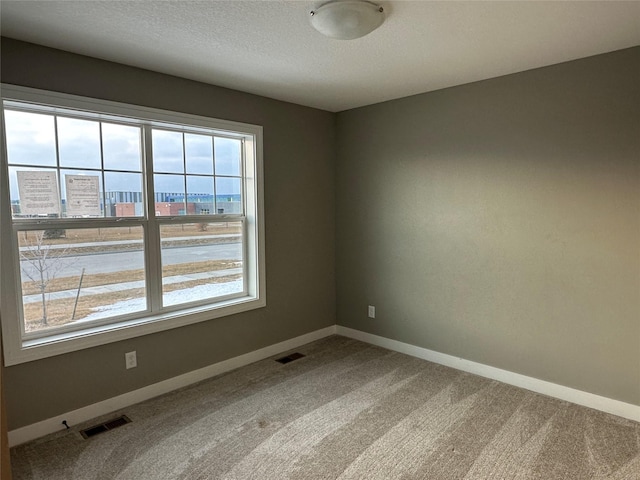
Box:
(368, 305), (376, 319)
(125, 351), (137, 369)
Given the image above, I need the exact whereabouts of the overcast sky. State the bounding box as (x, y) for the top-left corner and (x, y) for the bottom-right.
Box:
(5, 110), (242, 202)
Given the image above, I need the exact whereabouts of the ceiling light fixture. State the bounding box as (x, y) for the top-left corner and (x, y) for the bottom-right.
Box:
(309, 0), (385, 40)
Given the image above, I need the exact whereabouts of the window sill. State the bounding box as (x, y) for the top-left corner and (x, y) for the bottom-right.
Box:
(5, 295), (266, 366)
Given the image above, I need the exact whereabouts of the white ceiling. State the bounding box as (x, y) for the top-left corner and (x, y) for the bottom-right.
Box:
(1, 1), (639, 112)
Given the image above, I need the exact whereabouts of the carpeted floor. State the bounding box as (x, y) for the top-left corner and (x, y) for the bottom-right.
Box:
(10, 335), (640, 479)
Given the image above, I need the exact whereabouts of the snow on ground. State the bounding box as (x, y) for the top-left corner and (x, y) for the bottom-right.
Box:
(78, 279), (244, 322)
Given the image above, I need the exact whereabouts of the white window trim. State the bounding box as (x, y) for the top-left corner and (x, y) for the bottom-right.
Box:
(0, 84), (266, 366)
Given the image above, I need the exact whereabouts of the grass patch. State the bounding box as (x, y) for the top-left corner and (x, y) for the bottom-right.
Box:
(21, 259), (242, 295)
(19, 223), (242, 246)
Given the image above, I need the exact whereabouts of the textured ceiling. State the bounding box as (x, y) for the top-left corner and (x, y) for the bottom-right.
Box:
(1, 1), (639, 112)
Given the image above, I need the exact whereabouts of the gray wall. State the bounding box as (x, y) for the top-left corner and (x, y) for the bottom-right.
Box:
(1, 38), (336, 429)
(2, 38), (639, 431)
(336, 47), (640, 406)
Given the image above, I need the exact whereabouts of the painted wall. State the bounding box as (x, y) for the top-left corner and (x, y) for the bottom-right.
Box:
(1, 38), (336, 429)
(1, 328), (12, 480)
(2, 38), (638, 432)
(336, 47), (640, 406)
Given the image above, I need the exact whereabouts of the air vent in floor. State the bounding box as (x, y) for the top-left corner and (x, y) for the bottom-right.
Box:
(275, 352), (305, 364)
(80, 415), (132, 439)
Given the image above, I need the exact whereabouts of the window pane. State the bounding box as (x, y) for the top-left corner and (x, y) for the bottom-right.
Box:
(214, 137), (241, 176)
(104, 172), (144, 217)
(57, 117), (101, 170)
(61, 170), (103, 218)
(152, 129), (184, 173)
(215, 177), (242, 214)
(154, 174), (186, 216)
(103, 123), (142, 172)
(4, 110), (57, 167)
(18, 227), (146, 334)
(185, 133), (213, 174)
(159, 222), (244, 307)
(187, 176), (214, 215)
(9, 166), (61, 218)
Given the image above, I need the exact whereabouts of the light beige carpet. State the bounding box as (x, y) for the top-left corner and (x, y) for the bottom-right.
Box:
(10, 336), (640, 479)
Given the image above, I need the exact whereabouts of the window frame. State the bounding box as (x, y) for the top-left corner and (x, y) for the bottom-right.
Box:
(0, 84), (266, 366)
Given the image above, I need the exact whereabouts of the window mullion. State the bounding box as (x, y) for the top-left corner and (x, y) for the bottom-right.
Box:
(241, 138), (247, 216)
(212, 136), (218, 214)
(98, 122), (107, 219)
(53, 115), (63, 218)
(143, 125), (163, 312)
(182, 133), (187, 214)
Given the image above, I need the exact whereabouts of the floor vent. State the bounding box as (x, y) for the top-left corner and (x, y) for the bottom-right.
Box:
(275, 352), (305, 364)
(80, 415), (131, 439)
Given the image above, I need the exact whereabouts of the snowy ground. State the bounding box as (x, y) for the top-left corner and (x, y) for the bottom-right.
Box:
(79, 279), (244, 322)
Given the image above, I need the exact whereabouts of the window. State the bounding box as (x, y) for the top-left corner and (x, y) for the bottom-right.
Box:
(0, 85), (265, 365)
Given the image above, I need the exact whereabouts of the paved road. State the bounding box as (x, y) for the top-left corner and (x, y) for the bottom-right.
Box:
(20, 242), (243, 279)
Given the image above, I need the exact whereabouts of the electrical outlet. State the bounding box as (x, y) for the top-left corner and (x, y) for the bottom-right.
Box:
(125, 351), (137, 369)
(368, 305), (376, 318)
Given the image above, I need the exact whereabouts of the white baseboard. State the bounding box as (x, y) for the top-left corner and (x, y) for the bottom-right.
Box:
(8, 325), (337, 447)
(10, 324), (638, 447)
(336, 326), (640, 423)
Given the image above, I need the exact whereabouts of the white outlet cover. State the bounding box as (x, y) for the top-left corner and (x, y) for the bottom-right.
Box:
(368, 306), (375, 318)
(125, 351), (137, 369)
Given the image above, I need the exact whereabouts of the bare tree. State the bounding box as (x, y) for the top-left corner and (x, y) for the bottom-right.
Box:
(20, 231), (72, 326)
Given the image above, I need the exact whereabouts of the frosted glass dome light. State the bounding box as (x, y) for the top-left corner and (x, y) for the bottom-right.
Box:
(310, 1), (385, 40)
